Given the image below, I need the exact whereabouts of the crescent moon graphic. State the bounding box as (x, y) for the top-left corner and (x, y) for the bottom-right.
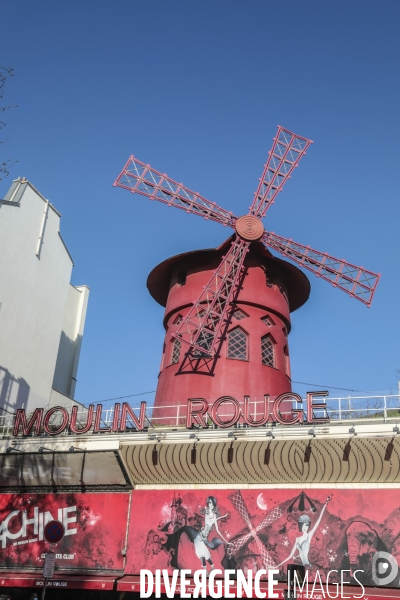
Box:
(257, 493), (268, 511)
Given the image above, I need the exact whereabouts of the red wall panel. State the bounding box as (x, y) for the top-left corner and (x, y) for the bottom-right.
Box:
(126, 489), (400, 588)
(0, 493), (129, 571)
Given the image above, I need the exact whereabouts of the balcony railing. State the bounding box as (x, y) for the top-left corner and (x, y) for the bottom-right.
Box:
(2, 394), (400, 438)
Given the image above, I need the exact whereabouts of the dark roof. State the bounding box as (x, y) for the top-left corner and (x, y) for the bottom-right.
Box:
(147, 235), (310, 312)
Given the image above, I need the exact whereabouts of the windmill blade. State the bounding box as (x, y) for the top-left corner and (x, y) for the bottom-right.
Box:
(227, 531), (253, 557)
(263, 231), (380, 307)
(250, 127), (312, 220)
(229, 491), (253, 530)
(173, 236), (249, 356)
(254, 536), (278, 570)
(114, 155), (236, 227)
(256, 506), (282, 532)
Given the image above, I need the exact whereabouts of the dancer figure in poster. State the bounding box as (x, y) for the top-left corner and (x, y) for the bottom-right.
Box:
(162, 495), (229, 572)
(194, 496), (230, 572)
(276, 496), (331, 569)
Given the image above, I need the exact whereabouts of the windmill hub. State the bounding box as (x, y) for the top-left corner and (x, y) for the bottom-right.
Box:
(235, 215), (264, 241)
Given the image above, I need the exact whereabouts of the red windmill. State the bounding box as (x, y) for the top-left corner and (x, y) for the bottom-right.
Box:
(114, 126), (380, 422)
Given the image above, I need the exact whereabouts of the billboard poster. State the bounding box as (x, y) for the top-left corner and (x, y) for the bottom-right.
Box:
(126, 489), (400, 588)
(0, 493), (129, 571)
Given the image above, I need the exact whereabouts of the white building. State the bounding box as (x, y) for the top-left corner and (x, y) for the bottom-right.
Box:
(0, 177), (89, 413)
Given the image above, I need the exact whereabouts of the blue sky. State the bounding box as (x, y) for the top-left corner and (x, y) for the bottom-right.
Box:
(1, 1), (399, 407)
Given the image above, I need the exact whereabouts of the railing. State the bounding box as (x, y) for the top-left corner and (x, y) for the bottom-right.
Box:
(1, 394), (400, 438)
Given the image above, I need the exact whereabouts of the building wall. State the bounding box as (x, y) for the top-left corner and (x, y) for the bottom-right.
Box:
(0, 178), (89, 411)
(52, 283), (89, 398)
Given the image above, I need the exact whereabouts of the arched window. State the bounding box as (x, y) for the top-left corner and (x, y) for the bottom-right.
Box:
(227, 327), (248, 361)
(170, 338), (181, 365)
(261, 334), (275, 367)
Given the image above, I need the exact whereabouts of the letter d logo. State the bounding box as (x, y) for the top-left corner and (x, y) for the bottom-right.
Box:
(372, 551), (398, 586)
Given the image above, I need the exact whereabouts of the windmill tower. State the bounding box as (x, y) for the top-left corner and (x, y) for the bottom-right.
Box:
(114, 126), (380, 424)
(146, 236), (309, 422)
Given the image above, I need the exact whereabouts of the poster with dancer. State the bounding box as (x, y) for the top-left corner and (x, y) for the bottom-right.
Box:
(126, 488), (400, 588)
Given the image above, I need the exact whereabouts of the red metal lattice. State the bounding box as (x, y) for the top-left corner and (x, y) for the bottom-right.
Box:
(114, 125), (380, 357)
(227, 491), (282, 570)
(250, 127), (312, 219)
(173, 236), (250, 356)
(114, 156), (235, 228)
(263, 231), (380, 307)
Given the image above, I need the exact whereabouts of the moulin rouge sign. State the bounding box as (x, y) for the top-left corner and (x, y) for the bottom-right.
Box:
(12, 391), (329, 437)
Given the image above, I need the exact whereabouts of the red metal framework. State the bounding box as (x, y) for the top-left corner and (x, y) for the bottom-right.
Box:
(250, 128), (312, 219)
(173, 236), (249, 356)
(114, 125), (380, 357)
(227, 491), (282, 571)
(115, 155), (235, 228)
(263, 230), (379, 306)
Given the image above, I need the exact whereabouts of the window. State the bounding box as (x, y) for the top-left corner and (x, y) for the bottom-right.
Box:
(227, 327), (248, 361)
(173, 314), (183, 325)
(195, 331), (213, 355)
(170, 338), (181, 365)
(177, 271), (187, 286)
(282, 325), (288, 336)
(232, 308), (248, 321)
(261, 334), (275, 367)
(261, 315), (275, 327)
(284, 345), (290, 377)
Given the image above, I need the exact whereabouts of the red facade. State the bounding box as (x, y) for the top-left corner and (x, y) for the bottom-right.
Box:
(148, 238), (310, 423)
(0, 493), (129, 571)
(125, 488), (400, 588)
(1, 489), (400, 593)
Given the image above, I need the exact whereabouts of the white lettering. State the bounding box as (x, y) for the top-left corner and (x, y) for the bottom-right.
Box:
(0, 510), (23, 548)
(38, 465), (53, 478)
(224, 570), (236, 598)
(193, 569), (207, 598)
(311, 571), (326, 598)
(326, 570), (338, 598)
(140, 570), (153, 598)
(164, 570), (179, 599)
(254, 569), (267, 599)
(0, 505), (78, 548)
(38, 511), (44, 541)
(180, 570), (192, 599)
(208, 569), (222, 599)
(268, 569), (279, 599)
(340, 570), (351, 599)
(59, 467), (72, 479)
(352, 570), (365, 598)
(22, 507), (38, 537)
(63, 506), (77, 535)
(237, 569), (252, 597)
